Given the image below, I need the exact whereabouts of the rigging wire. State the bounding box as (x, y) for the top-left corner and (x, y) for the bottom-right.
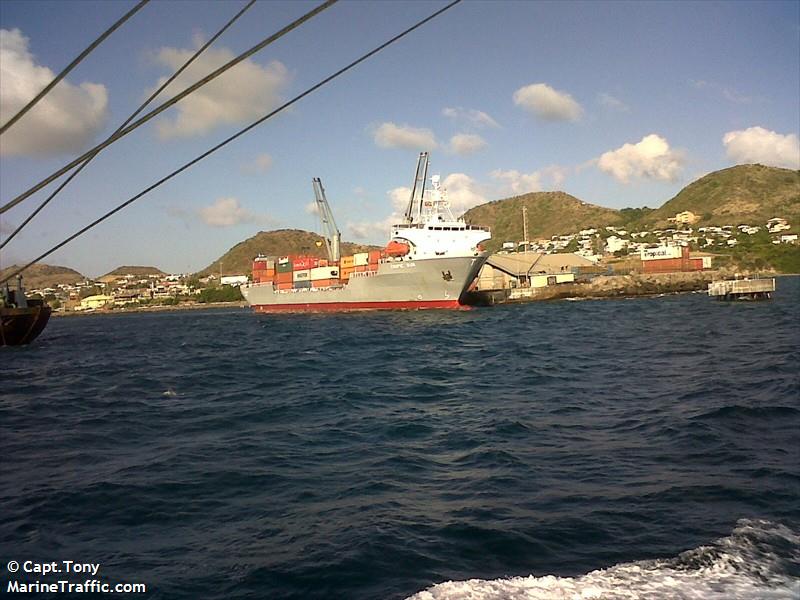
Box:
(0, 0), (150, 136)
(0, 0), (257, 250)
(0, 0), (463, 285)
(0, 0), (337, 216)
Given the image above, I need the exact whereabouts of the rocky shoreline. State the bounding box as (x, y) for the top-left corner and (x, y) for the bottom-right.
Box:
(51, 301), (248, 317)
(464, 270), (769, 305)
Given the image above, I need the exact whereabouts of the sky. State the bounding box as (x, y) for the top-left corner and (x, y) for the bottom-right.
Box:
(0, 0), (798, 277)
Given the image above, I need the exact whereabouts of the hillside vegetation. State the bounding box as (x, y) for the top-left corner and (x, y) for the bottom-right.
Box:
(463, 191), (624, 251)
(1, 263), (86, 289)
(197, 229), (379, 277)
(461, 165), (798, 252)
(644, 164), (800, 227)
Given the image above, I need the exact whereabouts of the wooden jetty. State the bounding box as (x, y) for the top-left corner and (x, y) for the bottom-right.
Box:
(708, 277), (775, 300)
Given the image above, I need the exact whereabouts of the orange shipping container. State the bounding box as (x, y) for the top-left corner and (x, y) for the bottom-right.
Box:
(368, 250), (381, 263)
(341, 256), (355, 268)
(276, 282), (293, 290)
(355, 265), (366, 272)
(312, 279), (332, 288)
(275, 271), (293, 284)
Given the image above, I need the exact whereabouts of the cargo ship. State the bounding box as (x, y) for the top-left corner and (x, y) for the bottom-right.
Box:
(240, 153), (491, 312)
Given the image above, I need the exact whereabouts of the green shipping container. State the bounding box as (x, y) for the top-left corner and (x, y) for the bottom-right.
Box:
(276, 261), (293, 273)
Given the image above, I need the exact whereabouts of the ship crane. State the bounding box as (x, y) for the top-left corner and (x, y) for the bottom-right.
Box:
(405, 152), (430, 224)
(312, 177), (341, 263)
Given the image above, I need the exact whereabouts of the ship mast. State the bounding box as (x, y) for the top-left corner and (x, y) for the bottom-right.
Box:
(312, 177), (340, 263)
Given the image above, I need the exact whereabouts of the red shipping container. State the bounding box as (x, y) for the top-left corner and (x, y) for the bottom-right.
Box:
(253, 261), (267, 271)
(355, 265), (366, 272)
(368, 250), (381, 264)
(292, 256), (320, 270)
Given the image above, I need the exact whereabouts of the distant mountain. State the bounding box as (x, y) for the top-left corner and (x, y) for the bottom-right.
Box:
(101, 266), (166, 278)
(197, 229), (380, 277)
(1, 263), (86, 289)
(644, 164), (799, 227)
(463, 191), (624, 251)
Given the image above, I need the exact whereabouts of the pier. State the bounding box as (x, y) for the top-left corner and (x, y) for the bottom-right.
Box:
(708, 277), (775, 300)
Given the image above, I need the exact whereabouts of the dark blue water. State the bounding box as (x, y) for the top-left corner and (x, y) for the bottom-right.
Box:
(2, 278), (799, 599)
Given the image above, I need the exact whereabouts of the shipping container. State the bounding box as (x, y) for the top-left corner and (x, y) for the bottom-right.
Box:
(353, 252), (369, 266)
(319, 259), (329, 267)
(354, 265), (367, 272)
(642, 258), (685, 273)
(310, 266), (340, 280)
(640, 245), (686, 261)
(292, 269), (311, 282)
(312, 279), (333, 288)
(275, 271), (293, 284)
(276, 260), (293, 273)
(276, 282), (293, 290)
(368, 250), (381, 264)
(341, 255), (355, 268)
(264, 268), (275, 278)
(293, 256), (320, 270)
(293, 280), (312, 289)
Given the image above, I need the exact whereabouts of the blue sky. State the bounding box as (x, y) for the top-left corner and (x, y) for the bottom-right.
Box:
(1, 0), (798, 276)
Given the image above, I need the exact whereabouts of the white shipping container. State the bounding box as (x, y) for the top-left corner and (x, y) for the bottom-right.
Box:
(353, 252), (369, 266)
(310, 266), (340, 280)
(640, 245), (682, 261)
(292, 269), (310, 282)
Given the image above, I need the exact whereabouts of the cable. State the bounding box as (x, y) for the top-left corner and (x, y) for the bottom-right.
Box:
(0, 0), (337, 216)
(0, 0), (256, 249)
(0, 0), (149, 136)
(0, 0), (463, 285)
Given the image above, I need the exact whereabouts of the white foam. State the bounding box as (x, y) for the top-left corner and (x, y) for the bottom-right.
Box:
(407, 519), (800, 600)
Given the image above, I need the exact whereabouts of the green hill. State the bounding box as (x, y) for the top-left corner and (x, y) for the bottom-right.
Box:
(463, 191), (624, 252)
(197, 229), (379, 277)
(0, 263), (86, 289)
(644, 164), (800, 227)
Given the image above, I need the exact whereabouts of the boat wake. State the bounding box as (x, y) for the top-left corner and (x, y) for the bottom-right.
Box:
(406, 519), (800, 600)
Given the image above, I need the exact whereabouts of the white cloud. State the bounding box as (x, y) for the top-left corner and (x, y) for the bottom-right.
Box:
(0, 28), (108, 157)
(199, 197), (261, 227)
(598, 92), (629, 112)
(373, 122), (437, 150)
(449, 133), (487, 155)
(490, 169), (542, 195)
(241, 153), (273, 174)
(597, 134), (684, 183)
(513, 83), (583, 122)
(150, 44), (289, 139)
(722, 126), (800, 169)
(347, 187), (408, 241)
(442, 173), (487, 214)
(442, 106), (499, 128)
(491, 165), (570, 195)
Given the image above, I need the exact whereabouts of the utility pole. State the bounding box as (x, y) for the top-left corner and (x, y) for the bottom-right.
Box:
(522, 205), (529, 253)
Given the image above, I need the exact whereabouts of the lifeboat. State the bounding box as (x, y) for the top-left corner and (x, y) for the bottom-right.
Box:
(385, 240), (410, 257)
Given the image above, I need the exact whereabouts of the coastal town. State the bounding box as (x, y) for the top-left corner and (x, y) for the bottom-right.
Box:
(19, 211), (794, 313)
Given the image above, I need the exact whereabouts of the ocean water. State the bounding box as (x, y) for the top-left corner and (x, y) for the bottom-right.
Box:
(2, 278), (799, 599)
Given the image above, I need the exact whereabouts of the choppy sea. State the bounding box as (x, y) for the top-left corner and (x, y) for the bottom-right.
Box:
(2, 277), (799, 599)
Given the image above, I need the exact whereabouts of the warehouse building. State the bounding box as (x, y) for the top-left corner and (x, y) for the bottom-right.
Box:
(477, 253), (597, 291)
